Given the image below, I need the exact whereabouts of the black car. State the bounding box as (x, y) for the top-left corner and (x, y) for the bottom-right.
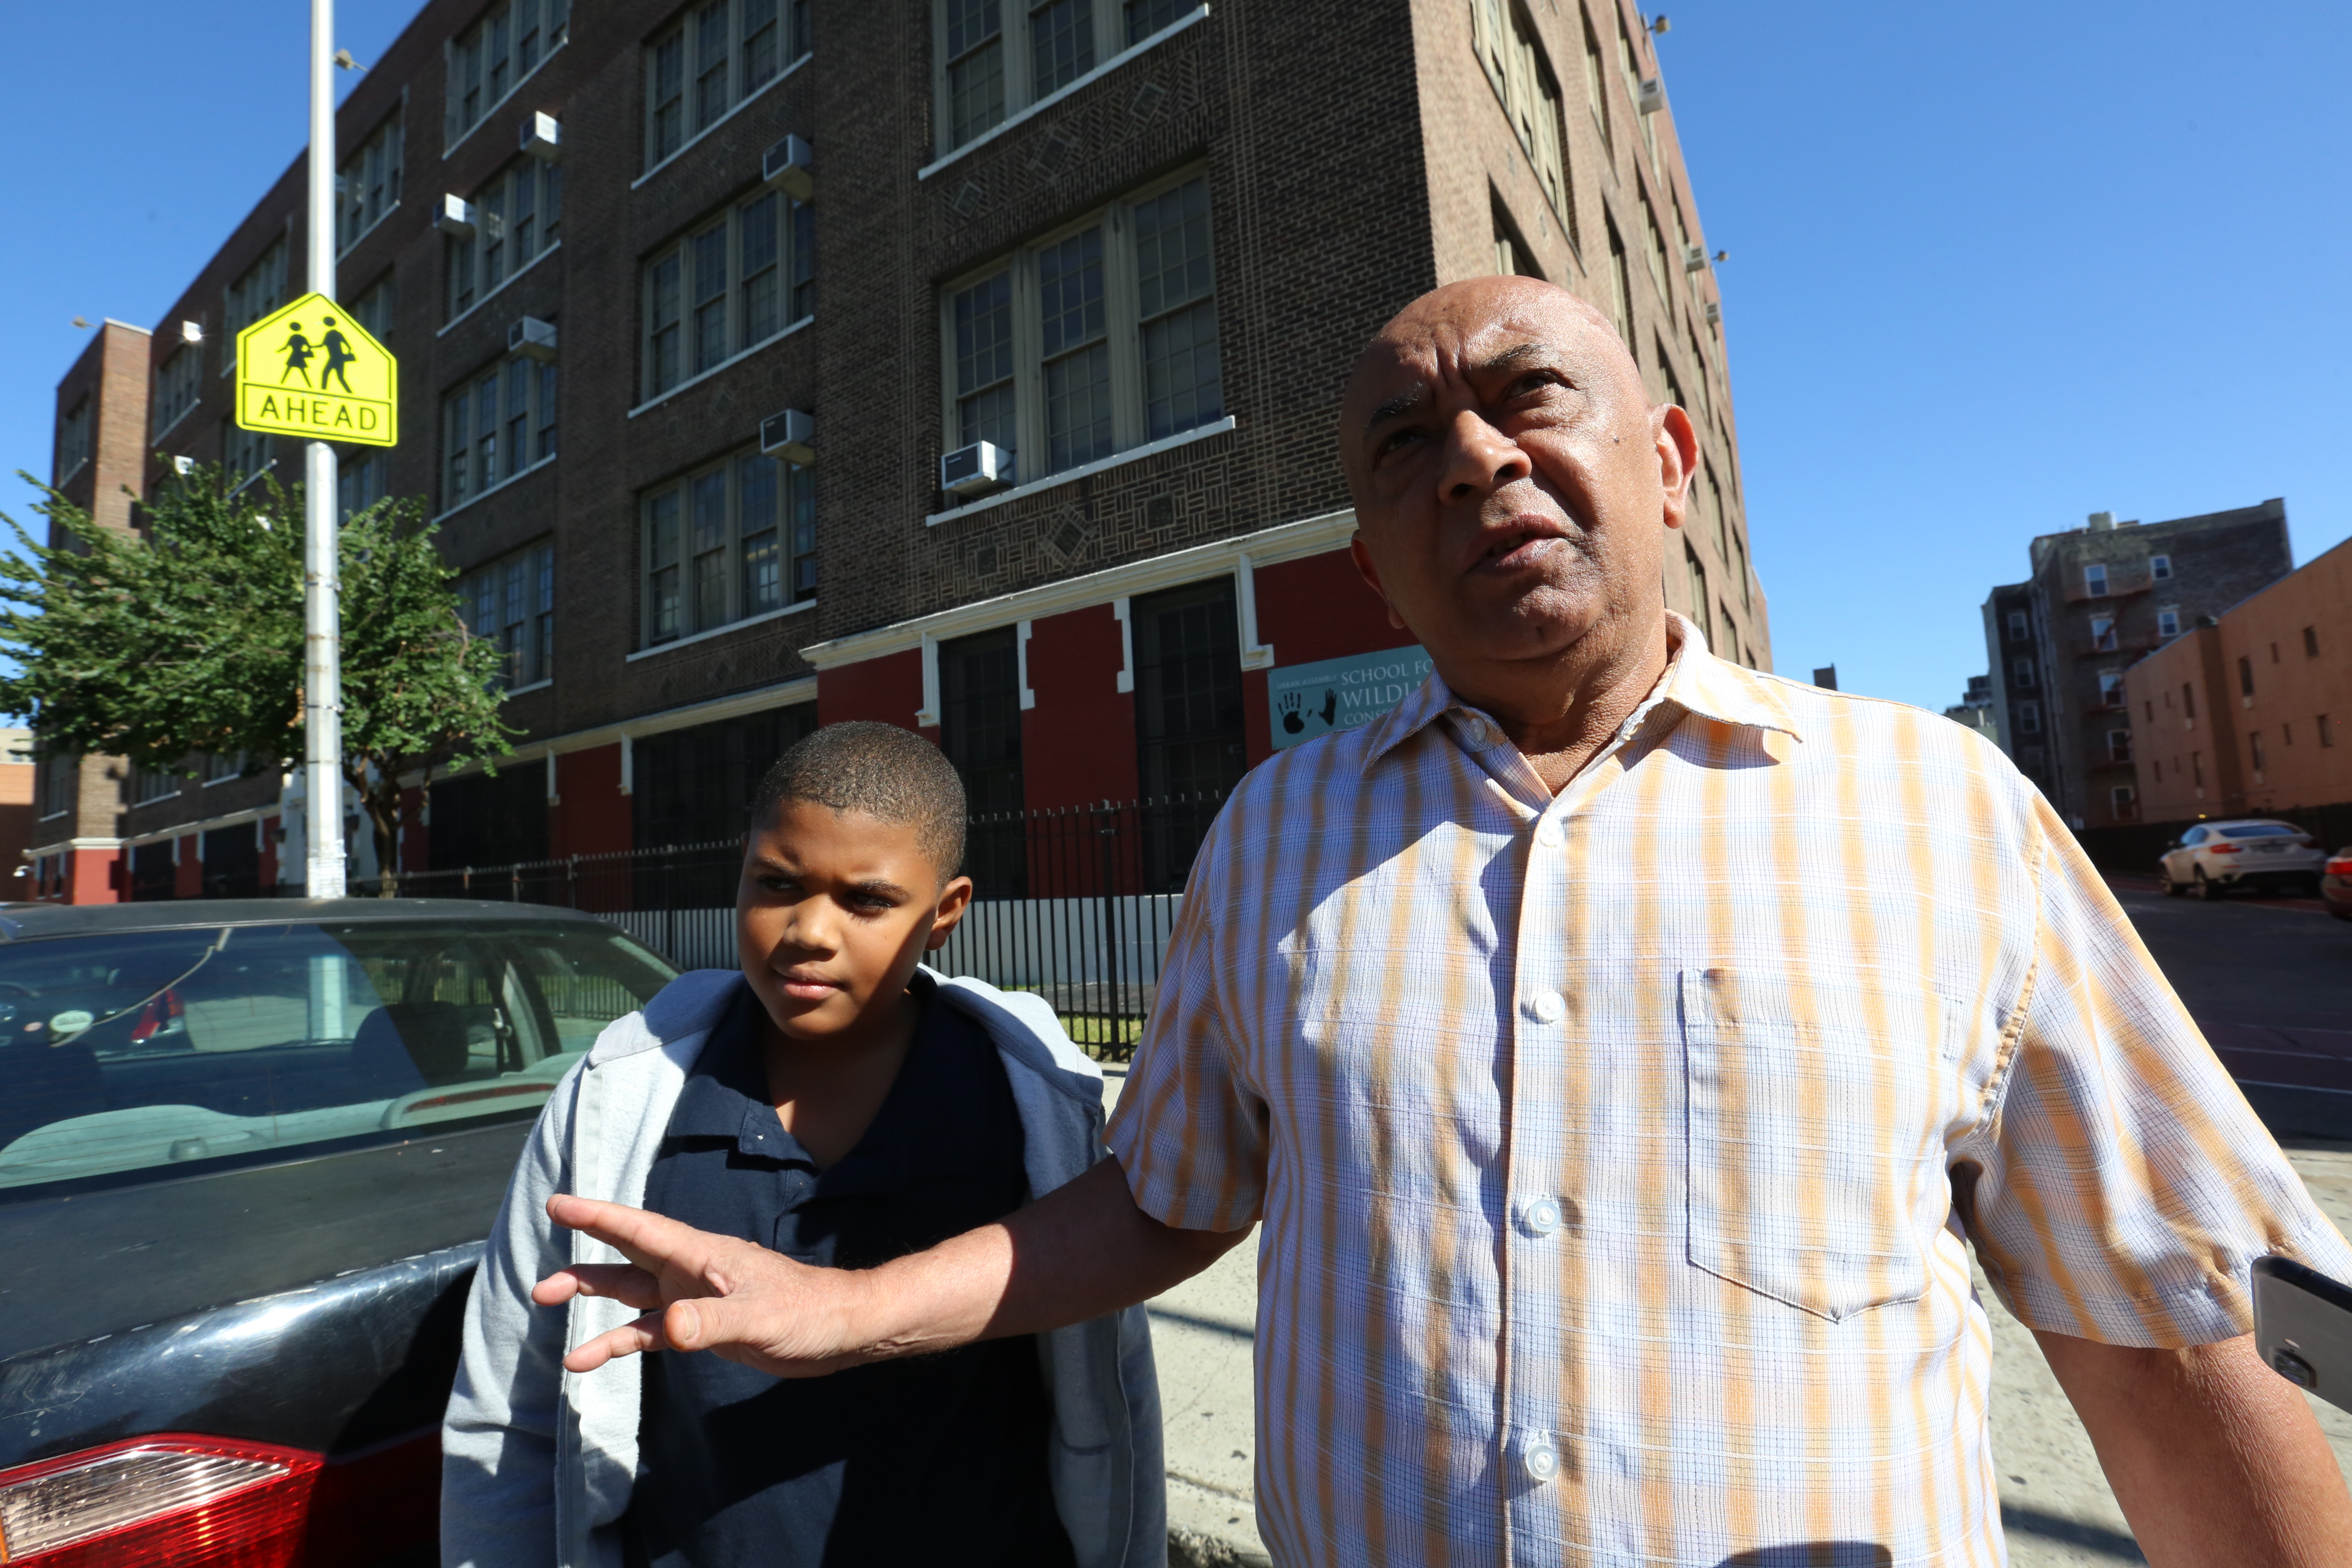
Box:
(0, 899), (675, 1565)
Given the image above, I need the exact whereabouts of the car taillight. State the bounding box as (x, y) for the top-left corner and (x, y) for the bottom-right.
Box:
(0, 1435), (321, 1566)
(2328, 858), (2352, 877)
(2208, 842), (2240, 854)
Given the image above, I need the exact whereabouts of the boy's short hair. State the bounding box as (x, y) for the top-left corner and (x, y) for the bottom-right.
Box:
(751, 722), (967, 879)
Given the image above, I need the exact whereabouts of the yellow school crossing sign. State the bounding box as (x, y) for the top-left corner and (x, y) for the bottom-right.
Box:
(234, 291), (397, 448)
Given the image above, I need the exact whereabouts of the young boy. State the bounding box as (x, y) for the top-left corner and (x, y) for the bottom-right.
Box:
(442, 722), (1164, 1568)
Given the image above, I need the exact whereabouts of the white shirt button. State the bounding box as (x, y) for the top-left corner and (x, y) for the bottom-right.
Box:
(1535, 819), (1564, 849)
(1460, 716), (1489, 747)
(1530, 990), (1565, 1024)
(1524, 1196), (1564, 1235)
(1523, 1433), (1559, 1482)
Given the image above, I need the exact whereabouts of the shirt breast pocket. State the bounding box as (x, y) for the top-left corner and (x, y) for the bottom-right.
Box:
(1682, 966), (1957, 1322)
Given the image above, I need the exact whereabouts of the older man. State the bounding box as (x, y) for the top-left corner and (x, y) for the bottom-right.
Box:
(539, 278), (2352, 1566)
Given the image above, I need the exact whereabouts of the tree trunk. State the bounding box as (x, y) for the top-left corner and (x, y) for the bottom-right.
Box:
(352, 767), (403, 898)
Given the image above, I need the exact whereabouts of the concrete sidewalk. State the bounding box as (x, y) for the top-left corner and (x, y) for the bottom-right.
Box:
(1102, 1064), (2352, 1567)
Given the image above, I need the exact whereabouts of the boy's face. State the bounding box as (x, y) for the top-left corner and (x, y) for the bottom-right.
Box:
(736, 799), (973, 1044)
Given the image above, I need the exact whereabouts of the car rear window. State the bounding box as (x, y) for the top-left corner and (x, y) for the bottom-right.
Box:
(0, 920), (676, 1192)
(2217, 824), (2302, 839)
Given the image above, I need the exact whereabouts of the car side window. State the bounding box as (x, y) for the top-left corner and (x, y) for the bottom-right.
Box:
(2182, 827), (2206, 846)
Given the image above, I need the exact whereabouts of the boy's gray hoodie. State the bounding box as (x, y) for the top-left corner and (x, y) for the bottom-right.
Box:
(441, 967), (1165, 1568)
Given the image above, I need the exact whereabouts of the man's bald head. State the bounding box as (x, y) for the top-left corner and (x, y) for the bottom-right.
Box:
(1336, 275), (1696, 734)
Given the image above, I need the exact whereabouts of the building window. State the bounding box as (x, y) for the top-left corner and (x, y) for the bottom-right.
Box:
(2110, 785), (2137, 821)
(2089, 615), (2116, 652)
(2016, 701), (2041, 735)
(445, 157), (564, 321)
(2321, 713), (2334, 748)
(642, 189), (814, 400)
(2191, 751), (2203, 787)
(939, 627), (1027, 897)
(2156, 607), (2180, 637)
(128, 764), (180, 806)
(1470, 0), (1573, 243)
(2150, 553), (2172, 581)
(37, 755), (74, 821)
(339, 450), (388, 518)
(448, 0), (570, 145)
(2098, 670), (2125, 707)
(2183, 682), (2196, 720)
(2250, 731), (2266, 773)
(933, 0), (1193, 156)
(2082, 562), (2108, 597)
(224, 241), (289, 366)
(57, 398), (91, 481)
(338, 109), (404, 252)
(1641, 197), (1673, 321)
(633, 703), (818, 857)
(460, 540), (556, 689)
(2006, 608), (2028, 641)
(1580, 5), (1610, 152)
(200, 751), (247, 784)
(2238, 655), (2254, 696)
(2011, 655), (2036, 690)
(1733, 529), (1750, 612)
(1716, 602), (1739, 666)
(2107, 729), (2131, 763)
(226, 423), (274, 488)
(641, 450), (816, 646)
(443, 351), (558, 508)
(1604, 218), (1632, 347)
(1684, 546), (1712, 648)
(941, 172), (1219, 492)
(644, 0), (806, 169)
(151, 347), (203, 438)
(348, 274), (395, 345)
(2305, 625), (2321, 658)
(1132, 577), (1245, 891)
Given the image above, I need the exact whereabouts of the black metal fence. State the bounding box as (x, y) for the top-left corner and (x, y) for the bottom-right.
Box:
(359, 794), (1223, 1061)
(2074, 799), (2352, 871)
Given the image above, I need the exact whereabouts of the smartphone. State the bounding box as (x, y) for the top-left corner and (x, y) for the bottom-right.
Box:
(2253, 1255), (2352, 1416)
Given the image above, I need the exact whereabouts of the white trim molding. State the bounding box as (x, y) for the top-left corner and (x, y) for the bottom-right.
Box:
(917, 6), (1209, 181)
(1111, 598), (1135, 693)
(802, 506), (1357, 671)
(915, 634), (942, 728)
(1016, 619), (1036, 709)
(927, 416), (1234, 526)
(1234, 553), (1274, 669)
(412, 677), (821, 790)
(429, 452), (557, 527)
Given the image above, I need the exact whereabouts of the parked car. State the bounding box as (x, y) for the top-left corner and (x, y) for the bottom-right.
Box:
(2157, 820), (2327, 900)
(0, 899), (675, 1566)
(2324, 847), (2352, 921)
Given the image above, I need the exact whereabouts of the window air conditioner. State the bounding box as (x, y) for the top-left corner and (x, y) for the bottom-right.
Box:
(519, 111), (561, 161)
(762, 134), (814, 201)
(508, 316), (559, 361)
(1703, 301), (1721, 326)
(1637, 78), (1664, 115)
(761, 409), (817, 465)
(940, 441), (1012, 499)
(1682, 244), (1706, 273)
(180, 320), (204, 344)
(172, 456), (198, 476)
(435, 194), (478, 237)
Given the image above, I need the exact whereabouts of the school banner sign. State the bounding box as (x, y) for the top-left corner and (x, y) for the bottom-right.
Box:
(234, 291), (398, 447)
(1266, 644), (1434, 752)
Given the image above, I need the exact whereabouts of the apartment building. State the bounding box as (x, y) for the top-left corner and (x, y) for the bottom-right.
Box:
(36, 0), (1766, 901)
(2127, 534), (2351, 825)
(1977, 501), (2291, 829)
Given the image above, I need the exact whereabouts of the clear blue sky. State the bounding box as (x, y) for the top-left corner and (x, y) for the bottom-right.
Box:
(3, 1), (2344, 715)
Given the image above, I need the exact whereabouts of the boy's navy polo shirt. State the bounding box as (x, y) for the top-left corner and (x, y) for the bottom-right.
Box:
(622, 978), (1075, 1568)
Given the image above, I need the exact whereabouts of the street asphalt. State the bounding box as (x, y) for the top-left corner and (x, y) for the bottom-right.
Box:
(1118, 875), (2352, 1566)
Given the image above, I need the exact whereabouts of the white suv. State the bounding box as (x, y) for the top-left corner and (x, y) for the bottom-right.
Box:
(2158, 819), (2326, 900)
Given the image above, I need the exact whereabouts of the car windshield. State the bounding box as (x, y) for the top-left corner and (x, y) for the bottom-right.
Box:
(0, 919), (676, 1193)
(2217, 824), (2302, 839)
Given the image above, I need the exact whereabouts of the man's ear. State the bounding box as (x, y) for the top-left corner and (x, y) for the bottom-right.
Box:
(1349, 533), (1410, 632)
(1655, 404), (1698, 533)
(924, 875), (976, 951)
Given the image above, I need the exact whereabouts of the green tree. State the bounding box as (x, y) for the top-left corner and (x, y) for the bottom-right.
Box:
(0, 463), (515, 893)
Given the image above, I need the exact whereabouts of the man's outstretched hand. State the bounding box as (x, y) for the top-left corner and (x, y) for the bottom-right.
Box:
(534, 1194), (878, 1376)
(535, 1163), (1247, 1381)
